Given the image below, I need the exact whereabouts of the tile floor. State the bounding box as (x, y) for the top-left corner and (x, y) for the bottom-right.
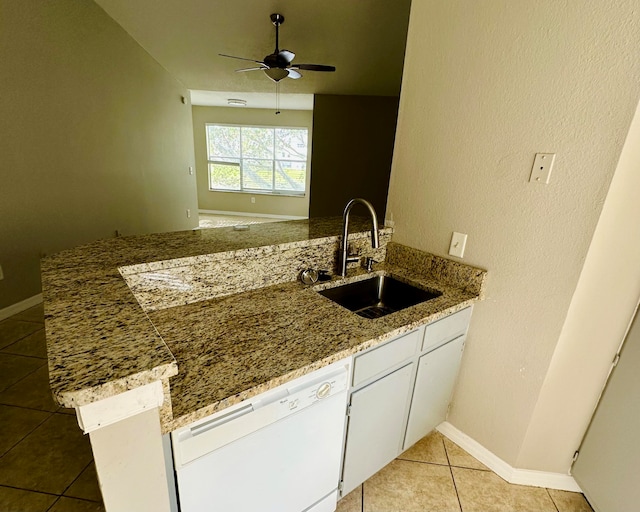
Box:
(337, 431), (594, 512)
(1, 304), (594, 512)
(0, 304), (104, 512)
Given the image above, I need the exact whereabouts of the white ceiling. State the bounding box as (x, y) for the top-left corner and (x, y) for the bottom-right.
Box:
(94, 0), (412, 97)
(190, 90), (314, 110)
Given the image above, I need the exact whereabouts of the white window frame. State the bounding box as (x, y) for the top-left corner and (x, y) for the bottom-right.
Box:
(206, 123), (309, 197)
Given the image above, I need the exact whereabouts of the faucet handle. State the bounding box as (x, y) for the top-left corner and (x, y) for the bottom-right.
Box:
(364, 257), (378, 272)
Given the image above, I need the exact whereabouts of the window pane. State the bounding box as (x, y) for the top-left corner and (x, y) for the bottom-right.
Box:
(275, 129), (308, 161)
(275, 160), (306, 192)
(209, 126), (240, 158)
(210, 159), (240, 190)
(241, 127), (274, 159)
(242, 159), (273, 190)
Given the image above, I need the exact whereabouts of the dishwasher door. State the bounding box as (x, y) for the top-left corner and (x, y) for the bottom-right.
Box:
(172, 362), (349, 512)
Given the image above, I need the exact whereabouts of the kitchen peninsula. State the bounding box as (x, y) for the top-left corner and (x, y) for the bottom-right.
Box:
(42, 218), (486, 511)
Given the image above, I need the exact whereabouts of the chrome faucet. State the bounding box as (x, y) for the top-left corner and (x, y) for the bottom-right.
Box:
(339, 198), (380, 277)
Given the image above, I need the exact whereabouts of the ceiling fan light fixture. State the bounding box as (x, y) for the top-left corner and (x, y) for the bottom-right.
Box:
(263, 67), (289, 82)
(227, 98), (247, 106)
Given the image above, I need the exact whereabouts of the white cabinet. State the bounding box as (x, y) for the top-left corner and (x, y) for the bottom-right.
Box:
(404, 335), (465, 449)
(341, 364), (414, 496)
(339, 306), (473, 497)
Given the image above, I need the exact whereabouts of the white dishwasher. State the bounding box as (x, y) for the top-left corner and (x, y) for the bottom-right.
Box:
(171, 359), (350, 512)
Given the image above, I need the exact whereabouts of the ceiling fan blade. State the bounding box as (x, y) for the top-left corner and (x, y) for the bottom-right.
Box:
(279, 50), (295, 63)
(219, 53), (264, 64)
(291, 64), (336, 72)
(287, 68), (302, 79)
(235, 67), (266, 73)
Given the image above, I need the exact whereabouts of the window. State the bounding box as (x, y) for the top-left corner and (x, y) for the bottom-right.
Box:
(206, 124), (308, 195)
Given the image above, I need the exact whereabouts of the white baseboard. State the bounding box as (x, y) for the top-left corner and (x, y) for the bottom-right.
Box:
(198, 209), (307, 220)
(437, 421), (582, 492)
(0, 294), (43, 322)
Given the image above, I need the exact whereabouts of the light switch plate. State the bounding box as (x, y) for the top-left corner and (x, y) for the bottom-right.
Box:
(530, 153), (555, 184)
(449, 232), (467, 258)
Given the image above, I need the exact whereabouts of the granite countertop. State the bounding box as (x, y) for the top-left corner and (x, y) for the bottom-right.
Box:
(42, 217), (487, 432)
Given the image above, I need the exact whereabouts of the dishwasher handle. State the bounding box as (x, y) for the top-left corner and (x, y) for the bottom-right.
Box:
(189, 403), (254, 437)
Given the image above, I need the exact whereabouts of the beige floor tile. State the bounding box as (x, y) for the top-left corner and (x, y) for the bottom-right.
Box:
(0, 413), (93, 494)
(0, 404), (50, 456)
(0, 353), (46, 392)
(399, 430), (448, 465)
(452, 467), (557, 512)
(0, 485), (57, 511)
(49, 496), (105, 512)
(548, 489), (594, 512)
(0, 365), (59, 412)
(337, 485), (363, 512)
(364, 459), (461, 512)
(65, 463), (103, 503)
(0, 319), (42, 349)
(443, 437), (489, 470)
(2, 328), (47, 358)
(12, 304), (45, 324)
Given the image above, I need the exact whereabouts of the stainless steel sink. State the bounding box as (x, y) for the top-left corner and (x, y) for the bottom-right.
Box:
(317, 275), (442, 319)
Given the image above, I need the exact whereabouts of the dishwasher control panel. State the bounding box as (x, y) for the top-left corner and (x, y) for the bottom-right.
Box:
(278, 370), (349, 413)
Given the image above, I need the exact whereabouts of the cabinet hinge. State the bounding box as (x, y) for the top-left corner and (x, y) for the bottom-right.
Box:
(612, 354), (621, 367)
(572, 450), (579, 463)
(338, 481), (344, 493)
(346, 405), (352, 416)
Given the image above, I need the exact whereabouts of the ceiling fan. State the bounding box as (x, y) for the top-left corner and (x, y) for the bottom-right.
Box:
(219, 13), (336, 83)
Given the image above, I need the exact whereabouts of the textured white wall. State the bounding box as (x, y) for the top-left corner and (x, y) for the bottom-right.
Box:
(388, 0), (640, 468)
(517, 100), (640, 472)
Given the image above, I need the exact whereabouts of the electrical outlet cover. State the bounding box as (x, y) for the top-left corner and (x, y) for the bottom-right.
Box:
(530, 153), (556, 184)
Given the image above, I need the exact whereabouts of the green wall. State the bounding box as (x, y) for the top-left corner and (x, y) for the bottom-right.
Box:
(0, 0), (198, 309)
(309, 94), (399, 220)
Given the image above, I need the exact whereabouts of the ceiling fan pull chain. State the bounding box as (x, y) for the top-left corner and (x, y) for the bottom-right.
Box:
(275, 82), (281, 115)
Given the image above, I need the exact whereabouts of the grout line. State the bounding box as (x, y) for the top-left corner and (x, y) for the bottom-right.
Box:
(0, 410), (55, 460)
(0, 349), (47, 360)
(360, 483), (364, 512)
(0, 362), (49, 402)
(46, 495), (62, 512)
(0, 483), (60, 498)
(396, 457), (452, 467)
(0, 402), (59, 415)
(59, 459), (100, 502)
(443, 437), (464, 512)
(545, 488), (561, 512)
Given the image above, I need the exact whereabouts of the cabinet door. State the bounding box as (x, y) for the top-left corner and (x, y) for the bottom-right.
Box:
(341, 364), (414, 496)
(404, 336), (465, 450)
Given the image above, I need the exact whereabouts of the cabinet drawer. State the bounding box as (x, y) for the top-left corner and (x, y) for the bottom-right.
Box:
(422, 307), (472, 353)
(353, 329), (420, 387)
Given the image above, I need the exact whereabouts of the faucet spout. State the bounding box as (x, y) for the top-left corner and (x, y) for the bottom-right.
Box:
(339, 198), (380, 277)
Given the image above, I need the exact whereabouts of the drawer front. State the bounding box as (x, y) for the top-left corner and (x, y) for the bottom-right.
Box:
(353, 329), (421, 387)
(422, 306), (472, 353)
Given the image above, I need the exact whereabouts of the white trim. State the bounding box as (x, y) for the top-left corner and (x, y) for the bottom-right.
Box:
(198, 209), (307, 220)
(437, 422), (583, 492)
(76, 381), (164, 434)
(0, 294), (43, 321)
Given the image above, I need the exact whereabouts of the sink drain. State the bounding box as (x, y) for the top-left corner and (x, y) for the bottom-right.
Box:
(356, 305), (397, 319)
